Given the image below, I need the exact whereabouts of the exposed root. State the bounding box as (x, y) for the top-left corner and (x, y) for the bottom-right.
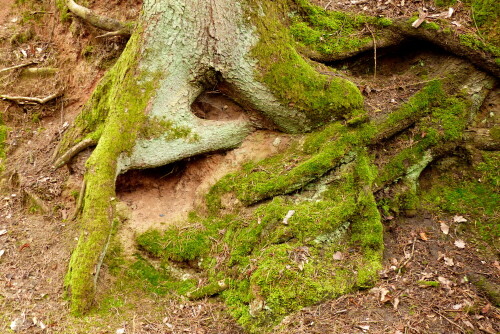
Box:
(70, 180), (86, 221)
(186, 279), (229, 300)
(391, 19), (500, 78)
(53, 138), (97, 169)
(66, 0), (132, 35)
(0, 91), (63, 104)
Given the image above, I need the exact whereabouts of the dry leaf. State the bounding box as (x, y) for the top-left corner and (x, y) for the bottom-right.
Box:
(380, 287), (390, 302)
(438, 276), (452, 289)
(454, 239), (466, 248)
(419, 232), (428, 241)
(393, 297), (400, 310)
(453, 215), (467, 223)
(333, 251), (343, 261)
(440, 222), (449, 235)
(0, 250), (4, 258)
(0, 229), (7, 236)
(444, 257), (454, 266)
(463, 320), (474, 329)
(492, 261), (500, 273)
(116, 328), (125, 334)
(481, 303), (491, 314)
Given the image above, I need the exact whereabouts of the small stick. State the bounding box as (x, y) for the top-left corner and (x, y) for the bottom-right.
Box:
(0, 62), (37, 74)
(365, 24), (377, 79)
(433, 308), (465, 333)
(324, 1), (332, 10)
(0, 91), (63, 104)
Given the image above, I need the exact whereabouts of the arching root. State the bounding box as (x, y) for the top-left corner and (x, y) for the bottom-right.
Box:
(53, 138), (97, 169)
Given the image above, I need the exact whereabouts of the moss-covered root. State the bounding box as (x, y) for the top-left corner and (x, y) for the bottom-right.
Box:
(467, 273), (500, 307)
(244, 0), (364, 133)
(64, 30), (155, 314)
(187, 279), (229, 300)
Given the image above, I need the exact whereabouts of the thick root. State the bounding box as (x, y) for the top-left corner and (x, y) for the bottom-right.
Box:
(66, 0), (132, 35)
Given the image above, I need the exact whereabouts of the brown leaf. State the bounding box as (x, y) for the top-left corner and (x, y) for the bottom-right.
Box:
(481, 303), (491, 314)
(333, 251), (343, 261)
(419, 232), (428, 241)
(454, 239), (466, 248)
(440, 222), (449, 235)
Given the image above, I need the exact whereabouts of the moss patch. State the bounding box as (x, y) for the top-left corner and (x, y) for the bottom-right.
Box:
(138, 146), (383, 332)
(248, 0), (365, 130)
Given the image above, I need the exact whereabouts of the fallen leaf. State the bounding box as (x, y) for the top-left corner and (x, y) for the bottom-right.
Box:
(393, 297), (400, 310)
(419, 232), (428, 241)
(0, 250), (4, 258)
(462, 320), (474, 329)
(19, 243), (30, 251)
(452, 303), (462, 310)
(333, 251), (343, 261)
(438, 276), (452, 289)
(356, 325), (370, 331)
(444, 256), (454, 266)
(493, 261), (500, 273)
(0, 229), (7, 236)
(454, 239), (466, 248)
(380, 287), (390, 302)
(481, 303), (491, 314)
(116, 328), (125, 334)
(440, 222), (449, 235)
(453, 215), (467, 223)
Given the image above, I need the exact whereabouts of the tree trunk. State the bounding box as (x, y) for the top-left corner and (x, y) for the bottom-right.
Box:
(56, 0), (499, 324)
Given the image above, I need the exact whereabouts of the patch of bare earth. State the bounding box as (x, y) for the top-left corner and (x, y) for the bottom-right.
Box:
(275, 213), (500, 334)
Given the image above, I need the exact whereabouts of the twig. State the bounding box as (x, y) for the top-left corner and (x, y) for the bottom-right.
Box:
(374, 78), (443, 92)
(398, 237), (416, 273)
(324, 1), (332, 10)
(433, 308), (465, 333)
(365, 24), (377, 79)
(0, 62), (37, 74)
(0, 91), (63, 104)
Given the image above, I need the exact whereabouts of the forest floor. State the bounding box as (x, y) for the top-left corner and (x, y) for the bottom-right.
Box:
(0, 0), (498, 333)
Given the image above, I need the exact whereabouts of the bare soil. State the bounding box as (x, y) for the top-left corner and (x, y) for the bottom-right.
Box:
(0, 1), (498, 333)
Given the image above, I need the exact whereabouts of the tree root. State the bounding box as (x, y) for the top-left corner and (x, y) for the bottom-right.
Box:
(53, 138), (97, 169)
(186, 279), (229, 300)
(66, 0), (132, 36)
(390, 19), (500, 78)
(70, 180), (86, 221)
(0, 91), (63, 104)
(467, 273), (500, 307)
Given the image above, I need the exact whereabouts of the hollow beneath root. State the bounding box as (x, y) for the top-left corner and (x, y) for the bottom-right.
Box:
(115, 130), (292, 256)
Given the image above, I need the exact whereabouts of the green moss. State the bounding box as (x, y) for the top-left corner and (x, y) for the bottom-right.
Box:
(249, 0), (364, 130)
(469, 0), (499, 28)
(139, 147), (383, 332)
(289, 1), (371, 56)
(421, 151), (499, 245)
(459, 34), (500, 57)
(422, 22), (440, 31)
(64, 28), (163, 315)
(434, 0), (457, 7)
(418, 280), (440, 287)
